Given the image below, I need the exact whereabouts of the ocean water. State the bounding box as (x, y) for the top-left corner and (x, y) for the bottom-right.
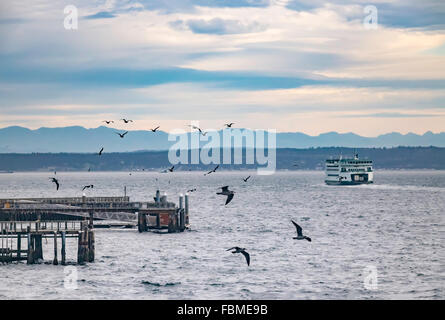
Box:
(0, 170), (444, 300)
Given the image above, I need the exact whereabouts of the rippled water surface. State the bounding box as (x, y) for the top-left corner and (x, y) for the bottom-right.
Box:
(0, 170), (444, 299)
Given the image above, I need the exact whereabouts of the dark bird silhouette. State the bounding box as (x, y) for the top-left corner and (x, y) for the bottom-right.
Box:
(188, 125), (206, 136)
(115, 131), (128, 138)
(120, 119), (133, 123)
(227, 247), (250, 266)
(204, 165), (219, 176)
(49, 177), (60, 191)
(168, 165), (175, 172)
(187, 188), (196, 193)
(98, 147), (104, 156)
(103, 120), (114, 124)
(151, 126), (160, 132)
(243, 175), (251, 182)
(82, 185), (94, 191)
(217, 186), (235, 205)
(224, 122), (235, 128)
(291, 220), (312, 242)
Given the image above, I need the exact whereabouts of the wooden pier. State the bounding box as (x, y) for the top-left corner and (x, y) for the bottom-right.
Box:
(0, 190), (190, 265)
(0, 220), (94, 265)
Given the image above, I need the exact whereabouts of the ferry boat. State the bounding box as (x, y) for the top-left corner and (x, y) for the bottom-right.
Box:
(325, 153), (373, 185)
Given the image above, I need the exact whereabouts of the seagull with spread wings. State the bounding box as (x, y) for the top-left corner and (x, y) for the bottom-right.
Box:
(204, 165), (219, 176)
(115, 131), (128, 138)
(49, 177), (60, 191)
(227, 247), (250, 266)
(217, 186), (235, 205)
(291, 220), (312, 242)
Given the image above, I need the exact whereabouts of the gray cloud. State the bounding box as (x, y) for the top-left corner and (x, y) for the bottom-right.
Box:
(171, 18), (266, 34)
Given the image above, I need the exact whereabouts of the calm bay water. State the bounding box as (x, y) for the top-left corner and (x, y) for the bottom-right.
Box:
(0, 170), (444, 299)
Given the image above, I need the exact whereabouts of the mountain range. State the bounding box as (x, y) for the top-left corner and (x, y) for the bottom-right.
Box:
(0, 126), (444, 153)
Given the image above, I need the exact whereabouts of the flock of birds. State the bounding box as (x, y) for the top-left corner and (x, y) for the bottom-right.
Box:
(47, 119), (311, 267)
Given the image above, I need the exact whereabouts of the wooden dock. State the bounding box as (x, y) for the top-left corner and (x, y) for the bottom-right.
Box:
(0, 190), (190, 265)
(0, 220), (93, 265)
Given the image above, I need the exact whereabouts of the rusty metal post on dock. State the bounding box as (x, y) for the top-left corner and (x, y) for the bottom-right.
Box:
(184, 194), (189, 226)
(138, 212), (147, 233)
(155, 190), (160, 205)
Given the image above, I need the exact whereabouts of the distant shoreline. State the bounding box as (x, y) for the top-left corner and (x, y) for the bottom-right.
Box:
(1, 147), (444, 171)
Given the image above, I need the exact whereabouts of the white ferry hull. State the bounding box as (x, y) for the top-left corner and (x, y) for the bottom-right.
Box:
(325, 154), (373, 186)
(325, 180), (374, 186)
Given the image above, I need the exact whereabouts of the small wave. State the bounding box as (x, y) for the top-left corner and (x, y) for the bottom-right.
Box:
(141, 281), (181, 287)
(356, 184), (445, 192)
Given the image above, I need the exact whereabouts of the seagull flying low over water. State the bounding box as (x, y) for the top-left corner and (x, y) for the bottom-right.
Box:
(50, 177), (60, 190)
(217, 186), (235, 205)
(98, 147), (104, 156)
(121, 119), (133, 123)
(204, 165), (219, 176)
(291, 220), (312, 242)
(82, 185), (94, 191)
(115, 131), (128, 138)
(227, 247), (250, 266)
(103, 120), (114, 124)
(243, 175), (251, 182)
(224, 123), (235, 128)
(150, 126), (160, 132)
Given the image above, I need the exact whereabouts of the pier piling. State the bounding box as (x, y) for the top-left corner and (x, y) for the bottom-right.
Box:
(61, 232), (66, 265)
(53, 232), (58, 265)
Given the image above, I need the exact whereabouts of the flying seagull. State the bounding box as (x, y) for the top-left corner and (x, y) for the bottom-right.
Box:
(224, 123), (235, 128)
(120, 119), (133, 123)
(103, 120), (114, 124)
(49, 177), (60, 191)
(291, 220), (312, 242)
(188, 125), (206, 136)
(217, 186), (235, 205)
(243, 175), (251, 182)
(204, 165), (219, 176)
(187, 188), (197, 193)
(168, 165), (175, 172)
(98, 147), (104, 156)
(227, 247), (250, 266)
(115, 131), (128, 138)
(150, 126), (160, 132)
(82, 185), (94, 191)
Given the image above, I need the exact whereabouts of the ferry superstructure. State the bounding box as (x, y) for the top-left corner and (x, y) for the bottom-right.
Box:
(325, 154), (373, 185)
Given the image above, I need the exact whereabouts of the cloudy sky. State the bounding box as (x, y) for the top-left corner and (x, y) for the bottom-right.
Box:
(0, 0), (444, 136)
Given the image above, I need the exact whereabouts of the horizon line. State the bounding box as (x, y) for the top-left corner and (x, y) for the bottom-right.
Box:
(0, 125), (444, 139)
